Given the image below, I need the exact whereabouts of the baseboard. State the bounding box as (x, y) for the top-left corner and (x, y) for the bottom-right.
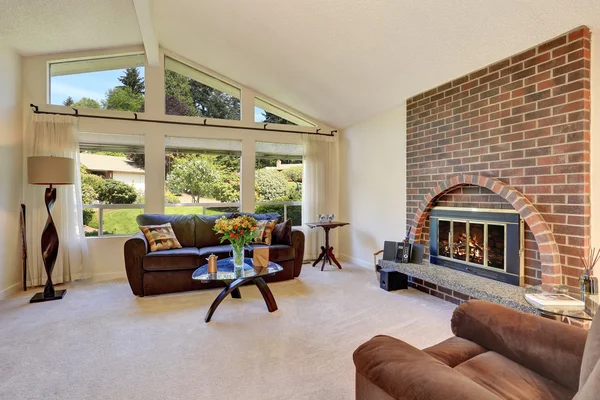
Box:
(338, 254), (374, 270)
(91, 271), (126, 282)
(0, 282), (22, 301)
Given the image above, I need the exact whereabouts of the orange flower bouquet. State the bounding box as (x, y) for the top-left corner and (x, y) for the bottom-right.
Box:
(214, 215), (259, 271)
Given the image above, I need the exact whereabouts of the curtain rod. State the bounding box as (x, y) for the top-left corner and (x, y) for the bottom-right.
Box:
(29, 104), (337, 137)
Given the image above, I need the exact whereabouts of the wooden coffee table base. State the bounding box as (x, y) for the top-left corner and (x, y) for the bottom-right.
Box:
(205, 277), (278, 323)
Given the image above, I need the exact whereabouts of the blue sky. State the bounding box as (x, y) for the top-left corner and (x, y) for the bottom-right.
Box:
(50, 67), (267, 121)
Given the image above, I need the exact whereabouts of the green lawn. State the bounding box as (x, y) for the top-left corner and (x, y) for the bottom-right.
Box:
(86, 205), (232, 236)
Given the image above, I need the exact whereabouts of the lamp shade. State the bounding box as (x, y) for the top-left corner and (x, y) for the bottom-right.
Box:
(28, 156), (75, 185)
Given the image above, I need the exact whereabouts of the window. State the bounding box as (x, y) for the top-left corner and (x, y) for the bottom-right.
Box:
(79, 133), (145, 236)
(164, 57), (241, 120)
(255, 142), (303, 226)
(50, 54), (145, 112)
(255, 97), (316, 127)
(165, 137), (241, 215)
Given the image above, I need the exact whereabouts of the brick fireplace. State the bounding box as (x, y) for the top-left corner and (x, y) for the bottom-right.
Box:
(406, 26), (591, 292)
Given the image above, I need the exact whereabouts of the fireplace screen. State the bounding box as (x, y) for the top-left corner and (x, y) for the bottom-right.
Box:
(437, 220), (504, 270)
(429, 207), (522, 286)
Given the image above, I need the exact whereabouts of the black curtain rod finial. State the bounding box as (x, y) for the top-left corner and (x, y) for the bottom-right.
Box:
(72, 107), (79, 116)
(30, 104), (39, 112)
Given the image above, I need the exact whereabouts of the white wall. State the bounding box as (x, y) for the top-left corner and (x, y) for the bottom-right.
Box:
(22, 46), (338, 280)
(113, 172), (144, 192)
(338, 104), (407, 268)
(0, 42), (22, 298)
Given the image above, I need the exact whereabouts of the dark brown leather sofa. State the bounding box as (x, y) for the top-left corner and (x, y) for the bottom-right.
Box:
(124, 212), (305, 296)
(354, 300), (600, 400)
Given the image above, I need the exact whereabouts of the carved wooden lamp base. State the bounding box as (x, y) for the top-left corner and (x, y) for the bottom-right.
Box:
(29, 186), (67, 304)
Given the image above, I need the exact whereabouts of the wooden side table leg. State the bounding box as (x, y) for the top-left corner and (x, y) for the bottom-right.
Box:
(328, 247), (342, 269)
(312, 246), (326, 267)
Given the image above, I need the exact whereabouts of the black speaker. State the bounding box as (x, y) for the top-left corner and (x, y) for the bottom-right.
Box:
(383, 241), (397, 261)
(379, 269), (408, 291)
(410, 243), (425, 264)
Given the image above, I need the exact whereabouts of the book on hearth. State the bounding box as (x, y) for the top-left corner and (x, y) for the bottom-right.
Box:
(525, 293), (585, 308)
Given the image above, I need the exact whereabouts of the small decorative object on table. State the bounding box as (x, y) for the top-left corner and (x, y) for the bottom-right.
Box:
(206, 254), (218, 274)
(579, 247), (600, 295)
(214, 215), (259, 276)
(253, 247), (269, 269)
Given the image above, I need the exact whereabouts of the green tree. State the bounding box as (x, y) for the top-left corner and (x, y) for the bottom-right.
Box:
(102, 86), (144, 112)
(63, 96), (74, 106)
(255, 169), (288, 201)
(165, 70), (196, 116)
(283, 165), (303, 182)
(190, 80), (240, 120)
(97, 180), (137, 204)
(72, 97), (101, 108)
(118, 68), (145, 94)
(263, 111), (295, 125)
(166, 154), (221, 203)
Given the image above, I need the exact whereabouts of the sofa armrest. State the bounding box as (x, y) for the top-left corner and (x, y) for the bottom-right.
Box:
(291, 228), (305, 278)
(123, 231), (149, 296)
(452, 300), (587, 391)
(354, 335), (501, 400)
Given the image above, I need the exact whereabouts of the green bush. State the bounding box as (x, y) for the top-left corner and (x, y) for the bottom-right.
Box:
(283, 165), (303, 182)
(81, 183), (97, 226)
(213, 171), (240, 202)
(255, 169), (288, 202)
(165, 192), (180, 204)
(97, 179), (137, 204)
(255, 204), (302, 226)
(82, 172), (105, 194)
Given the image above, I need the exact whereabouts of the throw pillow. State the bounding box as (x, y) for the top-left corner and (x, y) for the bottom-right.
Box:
(139, 222), (182, 252)
(254, 219), (278, 245)
(272, 219), (292, 246)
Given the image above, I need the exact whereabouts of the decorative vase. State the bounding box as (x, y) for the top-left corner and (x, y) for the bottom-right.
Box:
(231, 243), (245, 276)
(580, 269), (591, 294)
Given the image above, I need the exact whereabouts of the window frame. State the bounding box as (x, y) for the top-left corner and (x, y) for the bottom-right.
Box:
(48, 53), (146, 108)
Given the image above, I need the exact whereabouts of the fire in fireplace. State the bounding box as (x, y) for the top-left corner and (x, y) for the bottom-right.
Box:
(429, 207), (523, 286)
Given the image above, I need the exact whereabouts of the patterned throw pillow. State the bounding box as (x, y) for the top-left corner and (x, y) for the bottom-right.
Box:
(253, 220), (278, 245)
(139, 223), (182, 252)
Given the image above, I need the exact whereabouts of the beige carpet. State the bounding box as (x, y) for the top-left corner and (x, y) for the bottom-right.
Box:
(0, 263), (456, 400)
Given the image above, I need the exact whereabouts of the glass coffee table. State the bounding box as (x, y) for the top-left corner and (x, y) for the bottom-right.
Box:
(192, 258), (283, 322)
(525, 285), (599, 327)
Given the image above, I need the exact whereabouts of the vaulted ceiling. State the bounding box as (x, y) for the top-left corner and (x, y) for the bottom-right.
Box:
(1, 0), (600, 128)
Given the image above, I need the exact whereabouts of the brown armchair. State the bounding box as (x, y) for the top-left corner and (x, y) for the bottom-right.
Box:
(354, 300), (600, 400)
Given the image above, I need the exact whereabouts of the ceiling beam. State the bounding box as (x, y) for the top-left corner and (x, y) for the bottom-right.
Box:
(133, 0), (159, 67)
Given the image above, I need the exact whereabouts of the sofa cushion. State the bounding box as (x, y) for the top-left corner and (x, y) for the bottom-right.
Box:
(249, 244), (295, 262)
(195, 214), (235, 248)
(143, 247), (201, 271)
(272, 219), (292, 246)
(454, 351), (575, 400)
(423, 336), (487, 368)
(198, 245), (236, 260)
(137, 214), (195, 248)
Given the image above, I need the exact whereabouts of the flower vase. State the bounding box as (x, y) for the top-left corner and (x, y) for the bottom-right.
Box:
(231, 243), (245, 276)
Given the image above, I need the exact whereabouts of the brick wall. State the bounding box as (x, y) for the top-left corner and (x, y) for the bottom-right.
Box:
(406, 26), (591, 288)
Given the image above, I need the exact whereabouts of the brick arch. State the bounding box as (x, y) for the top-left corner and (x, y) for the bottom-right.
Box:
(410, 175), (562, 284)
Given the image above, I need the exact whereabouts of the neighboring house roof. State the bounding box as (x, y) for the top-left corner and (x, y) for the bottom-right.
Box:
(80, 153), (144, 174)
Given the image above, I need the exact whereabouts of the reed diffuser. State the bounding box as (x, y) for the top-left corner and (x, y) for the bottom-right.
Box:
(579, 247), (600, 295)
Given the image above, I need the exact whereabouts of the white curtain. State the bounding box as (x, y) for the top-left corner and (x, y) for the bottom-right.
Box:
(25, 114), (90, 287)
(302, 134), (338, 260)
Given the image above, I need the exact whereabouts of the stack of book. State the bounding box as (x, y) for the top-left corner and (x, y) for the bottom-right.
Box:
(525, 293), (585, 309)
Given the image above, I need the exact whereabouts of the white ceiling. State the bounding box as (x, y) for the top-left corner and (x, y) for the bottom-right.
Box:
(1, 0), (600, 128)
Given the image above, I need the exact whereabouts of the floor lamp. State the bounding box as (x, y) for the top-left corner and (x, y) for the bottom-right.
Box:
(27, 155), (75, 303)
